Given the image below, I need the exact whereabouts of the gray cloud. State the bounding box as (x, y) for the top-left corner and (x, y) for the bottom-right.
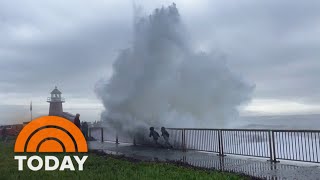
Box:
(1, 0), (320, 124)
(183, 0), (320, 103)
(0, 0), (133, 97)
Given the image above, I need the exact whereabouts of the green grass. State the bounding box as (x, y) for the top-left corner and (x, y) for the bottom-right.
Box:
(0, 140), (248, 180)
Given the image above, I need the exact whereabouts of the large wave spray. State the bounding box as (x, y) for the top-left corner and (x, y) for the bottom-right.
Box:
(96, 4), (254, 133)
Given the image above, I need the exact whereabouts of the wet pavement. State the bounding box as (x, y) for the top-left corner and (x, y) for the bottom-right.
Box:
(88, 141), (320, 179)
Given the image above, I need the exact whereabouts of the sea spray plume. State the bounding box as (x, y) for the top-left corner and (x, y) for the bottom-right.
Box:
(95, 4), (254, 134)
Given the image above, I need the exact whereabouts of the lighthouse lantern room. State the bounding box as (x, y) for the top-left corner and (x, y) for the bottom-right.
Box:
(47, 86), (65, 116)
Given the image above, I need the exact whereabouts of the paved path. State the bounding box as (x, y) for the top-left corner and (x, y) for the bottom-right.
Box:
(88, 141), (320, 180)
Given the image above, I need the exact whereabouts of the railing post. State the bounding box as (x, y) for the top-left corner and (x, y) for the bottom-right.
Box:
(218, 130), (224, 156)
(101, 127), (104, 143)
(268, 130), (273, 162)
(182, 129), (186, 152)
(88, 128), (92, 138)
(271, 131), (279, 162)
(116, 133), (119, 144)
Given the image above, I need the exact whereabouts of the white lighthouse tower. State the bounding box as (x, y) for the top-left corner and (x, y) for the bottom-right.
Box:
(47, 86), (65, 116)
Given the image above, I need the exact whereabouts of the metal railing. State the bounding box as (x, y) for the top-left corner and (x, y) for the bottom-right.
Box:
(89, 127), (320, 163)
(221, 129), (271, 159)
(47, 97), (65, 102)
(272, 130), (320, 162)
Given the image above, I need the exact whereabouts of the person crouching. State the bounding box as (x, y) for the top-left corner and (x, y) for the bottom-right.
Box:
(161, 127), (173, 148)
(149, 127), (160, 146)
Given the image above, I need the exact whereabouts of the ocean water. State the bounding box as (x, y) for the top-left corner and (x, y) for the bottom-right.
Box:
(233, 114), (320, 130)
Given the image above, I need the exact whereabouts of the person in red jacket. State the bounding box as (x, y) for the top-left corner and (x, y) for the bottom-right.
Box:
(74, 113), (81, 129)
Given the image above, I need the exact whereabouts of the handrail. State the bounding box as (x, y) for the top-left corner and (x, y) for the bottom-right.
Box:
(89, 127), (320, 163)
(167, 128), (320, 132)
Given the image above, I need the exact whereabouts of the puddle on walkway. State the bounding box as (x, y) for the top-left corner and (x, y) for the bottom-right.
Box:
(89, 141), (320, 180)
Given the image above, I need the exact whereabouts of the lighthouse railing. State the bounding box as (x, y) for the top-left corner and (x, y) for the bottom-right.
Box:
(47, 97), (65, 102)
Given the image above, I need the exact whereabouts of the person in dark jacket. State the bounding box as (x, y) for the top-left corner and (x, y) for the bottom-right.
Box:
(161, 127), (173, 148)
(1, 126), (8, 142)
(81, 122), (88, 139)
(74, 113), (81, 129)
(149, 127), (160, 145)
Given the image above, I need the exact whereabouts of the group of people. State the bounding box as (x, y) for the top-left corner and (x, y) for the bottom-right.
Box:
(149, 127), (173, 148)
(73, 113), (172, 148)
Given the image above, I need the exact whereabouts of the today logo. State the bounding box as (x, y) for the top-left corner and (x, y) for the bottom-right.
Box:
(14, 116), (88, 171)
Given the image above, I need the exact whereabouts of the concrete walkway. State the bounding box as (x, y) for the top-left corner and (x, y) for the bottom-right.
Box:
(88, 141), (320, 180)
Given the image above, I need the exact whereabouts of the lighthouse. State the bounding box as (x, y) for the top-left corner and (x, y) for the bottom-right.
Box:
(47, 86), (65, 116)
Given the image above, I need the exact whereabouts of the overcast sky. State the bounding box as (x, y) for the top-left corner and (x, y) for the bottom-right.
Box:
(1, 0), (320, 125)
